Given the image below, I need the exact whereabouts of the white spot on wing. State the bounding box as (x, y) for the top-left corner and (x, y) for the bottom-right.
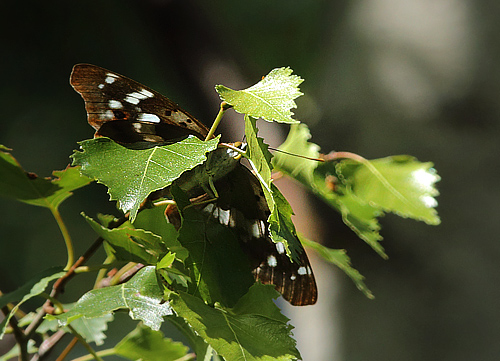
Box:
(103, 110), (114, 119)
(275, 242), (286, 254)
(250, 222), (261, 237)
(218, 209), (231, 225)
(290, 274), (296, 280)
(137, 113), (161, 123)
(124, 95), (140, 105)
(297, 266), (307, 275)
(98, 83), (104, 89)
(105, 73), (118, 84)
(267, 255), (277, 267)
(140, 88), (154, 98)
(109, 100), (123, 109)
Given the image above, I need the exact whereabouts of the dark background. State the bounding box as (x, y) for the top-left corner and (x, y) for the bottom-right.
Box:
(1, 1), (499, 360)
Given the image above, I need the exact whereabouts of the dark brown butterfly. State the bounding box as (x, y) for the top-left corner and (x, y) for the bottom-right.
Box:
(70, 64), (317, 305)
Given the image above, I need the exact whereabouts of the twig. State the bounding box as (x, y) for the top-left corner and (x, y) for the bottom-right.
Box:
(54, 337), (78, 361)
(2, 305), (28, 361)
(30, 329), (67, 361)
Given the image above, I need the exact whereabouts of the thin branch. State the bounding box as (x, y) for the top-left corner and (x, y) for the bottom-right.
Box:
(30, 329), (67, 361)
(50, 207), (74, 271)
(205, 102), (230, 141)
(67, 325), (104, 361)
(2, 305), (28, 361)
(54, 337), (78, 361)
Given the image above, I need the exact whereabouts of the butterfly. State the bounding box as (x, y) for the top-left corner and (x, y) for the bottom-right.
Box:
(70, 64), (318, 305)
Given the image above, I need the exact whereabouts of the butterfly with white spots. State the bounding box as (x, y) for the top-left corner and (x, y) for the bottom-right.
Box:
(70, 64), (317, 305)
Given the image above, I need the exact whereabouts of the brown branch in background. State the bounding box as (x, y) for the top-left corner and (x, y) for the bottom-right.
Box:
(30, 329), (67, 361)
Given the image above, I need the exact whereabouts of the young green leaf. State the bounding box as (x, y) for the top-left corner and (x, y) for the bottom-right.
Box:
(32, 306), (113, 345)
(170, 284), (301, 361)
(71, 136), (220, 221)
(337, 156), (441, 225)
(273, 123), (320, 185)
(312, 161), (388, 258)
(52, 266), (171, 331)
(83, 214), (165, 265)
(114, 323), (189, 361)
(216, 67), (303, 124)
(299, 237), (373, 298)
(0, 146), (92, 209)
(0, 267), (65, 339)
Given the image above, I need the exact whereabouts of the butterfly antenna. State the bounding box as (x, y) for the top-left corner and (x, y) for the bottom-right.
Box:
(268, 147), (325, 162)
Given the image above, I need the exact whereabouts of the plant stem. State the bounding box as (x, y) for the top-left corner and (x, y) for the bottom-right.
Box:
(67, 325), (104, 361)
(50, 207), (74, 271)
(69, 349), (116, 361)
(93, 255), (114, 289)
(205, 102), (230, 141)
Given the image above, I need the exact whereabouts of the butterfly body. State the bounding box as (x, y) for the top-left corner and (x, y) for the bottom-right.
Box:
(71, 64), (317, 305)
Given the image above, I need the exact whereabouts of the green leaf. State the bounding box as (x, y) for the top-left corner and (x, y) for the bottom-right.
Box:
(28, 306), (113, 345)
(337, 156), (441, 225)
(244, 115), (273, 187)
(172, 186), (254, 307)
(243, 116), (302, 263)
(170, 284), (301, 361)
(300, 237), (373, 298)
(216, 67), (303, 123)
(83, 214), (165, 265)
(133, 203), (188, 261)
(273, 123), (320, 185)
(167, 315), (212, 360)
(114, 323), (189, 361)
(52, 266), (171, 331)
(71, 136), (220, 221)
(267, 184), (303, 263)
(0, 146), (92, 209)
(0, 267), (65, 339)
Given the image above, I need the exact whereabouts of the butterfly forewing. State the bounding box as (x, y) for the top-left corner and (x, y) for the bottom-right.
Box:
(71, 63), (318, 305)
(70, 64), (209, 143)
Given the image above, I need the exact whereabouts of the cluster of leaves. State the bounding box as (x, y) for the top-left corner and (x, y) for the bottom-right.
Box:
(0, 67), (440, 361)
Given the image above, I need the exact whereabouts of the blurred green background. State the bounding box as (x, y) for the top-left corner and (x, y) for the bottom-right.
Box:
(1, 1), (499, 360)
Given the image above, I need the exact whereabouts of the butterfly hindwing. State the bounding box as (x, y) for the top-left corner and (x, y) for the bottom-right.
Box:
(70, 64), (209, 143)
(209, 165), (318, 306)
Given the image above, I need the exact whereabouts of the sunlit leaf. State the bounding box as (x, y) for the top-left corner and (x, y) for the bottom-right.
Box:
(243, 116), (302, 263)
(167, 315), (212, 360)
(170, 284), (300, 361)
(32, 306), (113, 345)
(52, 266), (171, 331)
(273, 123), (320, 185)
(337, 156), (441, 225)
(115, 323), (188, 361)
(216, 67), (303, 123)
(71, 136), (220, 221)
